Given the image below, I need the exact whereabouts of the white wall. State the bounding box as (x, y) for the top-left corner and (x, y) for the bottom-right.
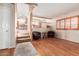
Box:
(9, 4), (16, 48)
(32, 22), (48, 32)
(52, 9), (79, 43)
(0, 4), (15, 49)
(0, 5), (4, 49)
(32, 17), (53, 32)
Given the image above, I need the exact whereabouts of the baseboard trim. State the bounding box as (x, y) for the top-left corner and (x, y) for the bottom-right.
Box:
(55, 37), (79, 44)
(0, 48), (15, 56)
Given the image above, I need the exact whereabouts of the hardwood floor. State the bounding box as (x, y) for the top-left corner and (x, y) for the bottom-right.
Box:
(32, 38), (79, 56)
(0, 48), (15, 56)
(1, 38), (79, 56)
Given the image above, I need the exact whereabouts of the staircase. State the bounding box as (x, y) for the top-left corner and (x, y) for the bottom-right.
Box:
(16, 33), (31, 43)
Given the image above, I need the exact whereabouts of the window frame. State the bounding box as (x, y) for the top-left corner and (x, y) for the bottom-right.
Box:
(56, 15), (79, 30)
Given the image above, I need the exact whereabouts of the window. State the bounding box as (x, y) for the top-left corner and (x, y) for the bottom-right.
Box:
(60, 20), (65, 29)
(56, 20), (60, 29)
(65, 18), (71, 30)
(56, 16), (79, 30)
(71, 17), (78, 29)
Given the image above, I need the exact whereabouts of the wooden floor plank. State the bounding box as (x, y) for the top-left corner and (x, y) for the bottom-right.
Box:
(0, 38), (79, 56)
(32, 38), (79, 56)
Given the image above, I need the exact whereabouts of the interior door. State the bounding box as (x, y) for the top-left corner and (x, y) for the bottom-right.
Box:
(0, 4), (10, 49)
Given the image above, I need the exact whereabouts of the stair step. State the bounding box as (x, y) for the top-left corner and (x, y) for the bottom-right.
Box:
(17, 38), (30, 40)
(16, 39), (31, 43)
(16, 36), (30, 39)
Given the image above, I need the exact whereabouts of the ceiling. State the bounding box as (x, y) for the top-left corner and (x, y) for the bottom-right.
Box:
(17, 3), (79, 19)
(33, 3), (79, 19)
